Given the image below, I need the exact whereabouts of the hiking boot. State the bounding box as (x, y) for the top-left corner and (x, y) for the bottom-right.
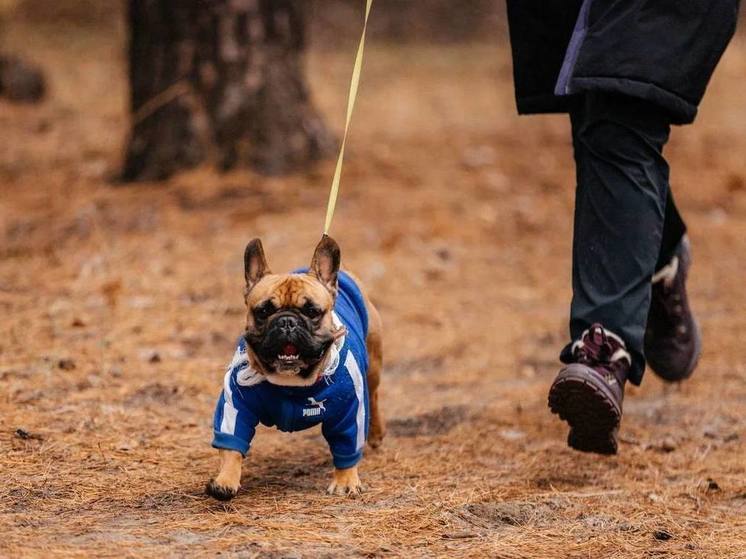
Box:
(549, 324), (631, 455)
(644, 235), (701, 382)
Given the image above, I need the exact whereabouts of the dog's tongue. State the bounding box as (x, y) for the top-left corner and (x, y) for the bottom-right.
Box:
(282, 343), (298, 356)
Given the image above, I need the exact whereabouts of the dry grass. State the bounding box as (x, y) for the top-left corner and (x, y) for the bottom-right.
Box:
(1, 16), (746, 559)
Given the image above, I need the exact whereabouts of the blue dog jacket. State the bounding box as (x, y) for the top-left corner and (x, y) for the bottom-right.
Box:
(212, 271), (370, 469)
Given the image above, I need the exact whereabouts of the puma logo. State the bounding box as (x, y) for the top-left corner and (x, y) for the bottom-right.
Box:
(303, 397), (327, 417)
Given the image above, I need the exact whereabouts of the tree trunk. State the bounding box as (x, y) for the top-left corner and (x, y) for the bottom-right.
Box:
(0, 6), (47, 103)
(121, 0), (333, 182)
(0, 54), (46, 102)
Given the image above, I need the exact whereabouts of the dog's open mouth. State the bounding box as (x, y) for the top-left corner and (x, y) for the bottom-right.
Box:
(277, 343), (300, 362)
(274, 346), (306, 374)
(270, 340), (334, 378)
(262, 342), (324, 377)
(245, 329), (336, 379)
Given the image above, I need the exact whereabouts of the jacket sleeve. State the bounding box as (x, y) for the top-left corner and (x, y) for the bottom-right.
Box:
(212, 345), (261, 456)
(321, 383), (366, 469)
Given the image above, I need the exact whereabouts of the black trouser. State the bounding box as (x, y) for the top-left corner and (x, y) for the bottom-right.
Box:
(563, 92), (687, 385)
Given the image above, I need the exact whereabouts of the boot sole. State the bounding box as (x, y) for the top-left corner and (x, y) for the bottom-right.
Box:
(548, 366), (622, 455)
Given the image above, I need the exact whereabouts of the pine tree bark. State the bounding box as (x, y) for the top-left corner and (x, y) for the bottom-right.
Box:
(122, 0), (333, 182)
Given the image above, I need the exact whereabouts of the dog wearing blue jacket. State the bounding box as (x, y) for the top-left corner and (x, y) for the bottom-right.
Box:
(206, 235), (384, 500)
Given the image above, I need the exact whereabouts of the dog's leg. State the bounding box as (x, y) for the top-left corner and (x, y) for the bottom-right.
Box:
(206, 450), (242, 501)
(327, 465), (362, 496)
(365, 300), (385, 448)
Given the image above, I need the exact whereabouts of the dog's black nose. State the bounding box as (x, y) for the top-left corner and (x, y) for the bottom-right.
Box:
(276, 315), (299, 332)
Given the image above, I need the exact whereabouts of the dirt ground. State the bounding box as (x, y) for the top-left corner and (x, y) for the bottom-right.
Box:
(2, 16), (746, 559)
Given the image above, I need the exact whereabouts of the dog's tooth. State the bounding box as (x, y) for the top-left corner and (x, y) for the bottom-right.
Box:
(278, 353), (301, 362)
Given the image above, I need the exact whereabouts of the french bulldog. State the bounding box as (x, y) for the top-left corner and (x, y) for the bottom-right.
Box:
(206, 235), (384, 500)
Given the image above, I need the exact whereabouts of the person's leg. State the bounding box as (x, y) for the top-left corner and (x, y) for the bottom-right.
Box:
(567, 91), (672, 385)
(656, 189), (687, 271)
(645, 188), (702, 382)
(549, 91), (672, 454)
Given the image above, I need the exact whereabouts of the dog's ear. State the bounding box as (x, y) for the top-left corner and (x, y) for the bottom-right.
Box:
(309, 235), (340, 296)
(244, 238), (270, 293)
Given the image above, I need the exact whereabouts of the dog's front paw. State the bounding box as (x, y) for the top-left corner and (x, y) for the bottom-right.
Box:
(368, 432), (384, 449)
(206, 478), (239, 501)
(327, 467), (363, 497)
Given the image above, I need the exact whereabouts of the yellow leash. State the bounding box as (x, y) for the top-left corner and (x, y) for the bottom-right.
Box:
(323, 0), (373, 235)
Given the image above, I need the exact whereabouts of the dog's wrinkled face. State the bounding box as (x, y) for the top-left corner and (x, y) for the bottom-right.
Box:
(242, 236), (343, 383)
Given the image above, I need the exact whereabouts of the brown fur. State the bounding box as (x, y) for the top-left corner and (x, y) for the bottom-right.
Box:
(206, 237), (384, 500)
(244, 273), (343, 387)
(245, 274), (335, 337)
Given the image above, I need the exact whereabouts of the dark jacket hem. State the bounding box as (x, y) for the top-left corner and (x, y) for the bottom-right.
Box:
(516, 93), (577, 116)
(516, 77), (699, 125)
(566, 77), (697, 125)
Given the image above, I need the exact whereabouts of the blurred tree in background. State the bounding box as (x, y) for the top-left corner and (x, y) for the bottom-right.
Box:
(0, 0), (45, 102)
(122, 0), (334, 182)
(121, 0), (504, 182)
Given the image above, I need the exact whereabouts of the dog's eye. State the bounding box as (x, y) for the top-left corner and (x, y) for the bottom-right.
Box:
(253, 301), (276, 321)
(301, 303), (323, 319)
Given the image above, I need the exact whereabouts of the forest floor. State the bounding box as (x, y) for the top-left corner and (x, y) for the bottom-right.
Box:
(1, 18), (746, 559)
